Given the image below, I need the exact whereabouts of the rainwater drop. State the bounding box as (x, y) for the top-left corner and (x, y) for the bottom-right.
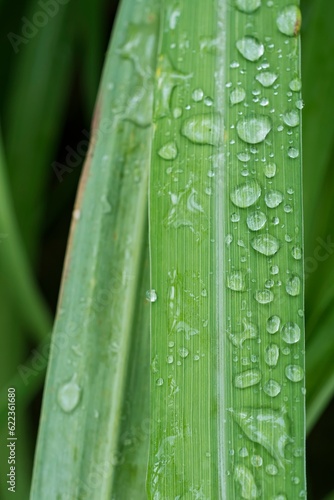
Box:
(237, 115), (272, 144)
(281, 322), (301, 344)
(285, 364), (304, 382)
(276, 5), (302, 37)
(236, 36), (265, 62)
(246, 210), (267, 231)
(235, 369), (262, 388)
(265, 343), (279, 367)
(263, 379), (281, 397)
(230, 180), (261, 208)
(57, 375), (81, 413)
(158, 141), (178, 160)
(255, 72), (278, 87)
(251, 234), (280, 256)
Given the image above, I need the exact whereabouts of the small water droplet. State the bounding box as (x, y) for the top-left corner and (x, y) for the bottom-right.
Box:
(156, 378), (164, 386)
(285, 364), (304, 382)
(192, 88), (204, 102)
(234, 465), (258, 500)
(289, 78), (302, 92)
(173, 107), (183, 118)
(237, 115), (272, 144)
(265, 343), (280, 367)
(286, 274), (301, 296)
(146, 289), (158, 302)
(73, 209), (81, 220)
(226, 234), (233, 245)
(230, 87), (246, 105)
(167, 355), (174, 364)
(292, 246), (302, 260)
(251, 454), (263, 467)
(57, 375), (81, 413)
(227, 271), (246, 291)
(231, 212), (241, 222)
(204, 96), (214, 107)
(288, 147), (300, 159)
(237, 152), (251, 162)
(181, 114), (221, 145)
(251, 234), (280, 256)
(264, 162), (277, 178)
(263, 379), (281, 397)
(179, 347), (189, 358)
(255, 289), (274, 304)
(276, 5), (302, 37)
(283, 109), (300, 127)
(295, 99), (304, 110)
(281, 322), (301, 344)
(235, 369), (262, 388)
(236, 36), (265, 62)
(239, 447), (249, 457)
(265, 189), (283, 208)
(270, 265), (279, 275)
(267, 315), (280, 334)
(158, 141), (178, 160)
(246, 210), (267, 231)
(255, 72), (278, 87)
(235, 0), (261, 13)
(230, 180), (261, 208)
(266, 464), (278, 476)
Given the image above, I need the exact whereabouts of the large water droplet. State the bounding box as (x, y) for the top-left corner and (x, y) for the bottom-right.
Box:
(230, 87), (246, 105)
(181, 114), (221, 145)
(263, 379), (281, 397)
(158, 141), (178, 160)
(267, 315), (281, 334)
(251, 234), (280, 256)
(227, 271), (246, 291)
(230, 180), (261, 208)
(285, 364), (304, 382)
(237, 115), (272, 144)
(255, 72), (278, 87)
(235, 369), (262, 388)
(265, 189), (283, 208)
(235, 0), (261, 13)
(234, 465), (258, 500)
(246, 210), (267, 231)
(276, 5), (302, 37)
(265, 343), (279, 367)
(146, 289), (158, 302)
(281, 322), (301, 344)
(57, 376), (81, 413)
(283, 109), (300, 128)
(286, 274), (301, 296)
(236, 36), (264, 62)
(254, 289), (274, 304)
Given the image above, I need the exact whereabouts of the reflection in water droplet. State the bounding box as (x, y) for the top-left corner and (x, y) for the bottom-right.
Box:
(283, 109), (300, 127)
(227, 271), (246, 291)
(265, 343), (280, 367)
(246, 210), (267, 231)
(181, 114), (221, 145)
(255, 72), (278, 87)
(230, 87), (246, 105)
(158, 141), (178, 160)
(251, 234), (280, 256)
(230, 180), (261, 208)
(263, 379), (281, 397)
(267, 315), (281, 334)
(254, 289), (274, 304)
(281, 322), (301, 344)
(146, 289), (158, 302)
(237, 115), (272, 144)
(276, 5), (302, 37)
(236, 36), (264, 62)
(234, 465), (258, 500)
(286, 274), (301, 296)
(265, 189), (283, 208)
(57, 376), (81, 413)
(289, 78), (302, 92)
(263, 162), (277, 178)
(234, 369), (262, 388)
(288, 147), (299, 159)
(285, 364), (304, 382)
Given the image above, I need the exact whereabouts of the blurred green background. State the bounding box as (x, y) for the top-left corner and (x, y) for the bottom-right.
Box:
(0, 0), (333, 498)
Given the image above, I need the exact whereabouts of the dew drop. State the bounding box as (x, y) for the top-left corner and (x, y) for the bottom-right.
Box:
(146, 289), (158, 302)
(266, 315), (280, 334)
(227, 271), (246, 291)
(270, 265), (279, 275)
(281, 322), (301, 344)
(179, 347), (189, 358)
(264, 343), (279, 367)
(251, 454), (263, 467)
(292, 246), (302, 260)
(276, 5), (302, 37)
(286, 274), (301, 296)
(266, 464), (278, 476)
(204, 96), (214, 107)
(167, 355), (174, 364)
(73, 209), (81, 220)
(255, 72), (278, 87)
(239, 447), (249, 457)
(265, 189), (283, 208)
(192, 88), (204, 102)
(251, 234), (280, 256)
(230, 87), (246, 105)
(246, 210), (267, 231)
(158, 141), (178, 160)
(156, 378), (164, 386)
(57, 375), (81, 413)
(285, 364), (304, 382)
(237, 152), (251, 162)
(254, 289), (274, 304)
(289, 78), (302, 92)
(181, 114), (221, 145)
(235, 0), (261, 14)
(237, 115), (272, 144)
(263, 162), (277, 178)
(263, 379), (281, 397)
(283, 109), (300, 127)
(235, 369), (262, 388)
(236, 36), (265, 62)
(230, 180), (261, 208)
(231, 212), (241, 222)
(234, 465), (258, 500)
(288, 147), (300, 159)
(173, 107), (183, 118)
(295, 99), (304, 110)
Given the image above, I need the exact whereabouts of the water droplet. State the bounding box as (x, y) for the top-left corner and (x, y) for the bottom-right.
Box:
(237, 115), (272, 144)
(263, 379), (281, 397)
(270, 265), (279, 275)
(173, 107), (183, 118)
(156, 378), (164, 386)
(192, 88), (204, 102)
(158, 141), (178, 160)
(255, 72), (278, 87)
(234, 465), (258, 500)
(286, 274), (301, 296)
(288, 146), (300, 158)
(237, 152), (251, 162)
(260, 97), (269, 107)
(267, 315), (280, 334)
(289, 78), (302, 92)
(229, 320), (258, 348)
(284, 204), (293, 213)
(57, 375), (81, 413)
(236, 36), (264, 62)
(255, 289), (274, 304)
(292, 246), (302, 260)
(246, 210), (267, 231)
(230, 180), (261, 208)
(281, 322), (301, 344)
(266, 464), (278, 476)
(276, 5), (302, 37)
(227, 271), (246, 291)
(285, 364), (304, 382)
(295, 99), (304, 110)
(178, 347), (189, 358)
(234, 369), (262, 388)
(251, 234), (280, 256)
(204, 96), (214, 107)
(181, 114), (221, 145)
(146, 289), (158, 302)
(235, 0), (261, 13)
(230, 87), (246, 105)
(73, 209), (81, 220)
(251, 455), (263, 467)
(226, 234), (233, 245)
(239, 447), (249, 457)
(265, 189), (283, 208)
(283, 109), (300, 127)
(264, 162), (276, 178)
(231, 212), (241, 222)
(273, 495), (287, 500)
(265, 343), (280, 367)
